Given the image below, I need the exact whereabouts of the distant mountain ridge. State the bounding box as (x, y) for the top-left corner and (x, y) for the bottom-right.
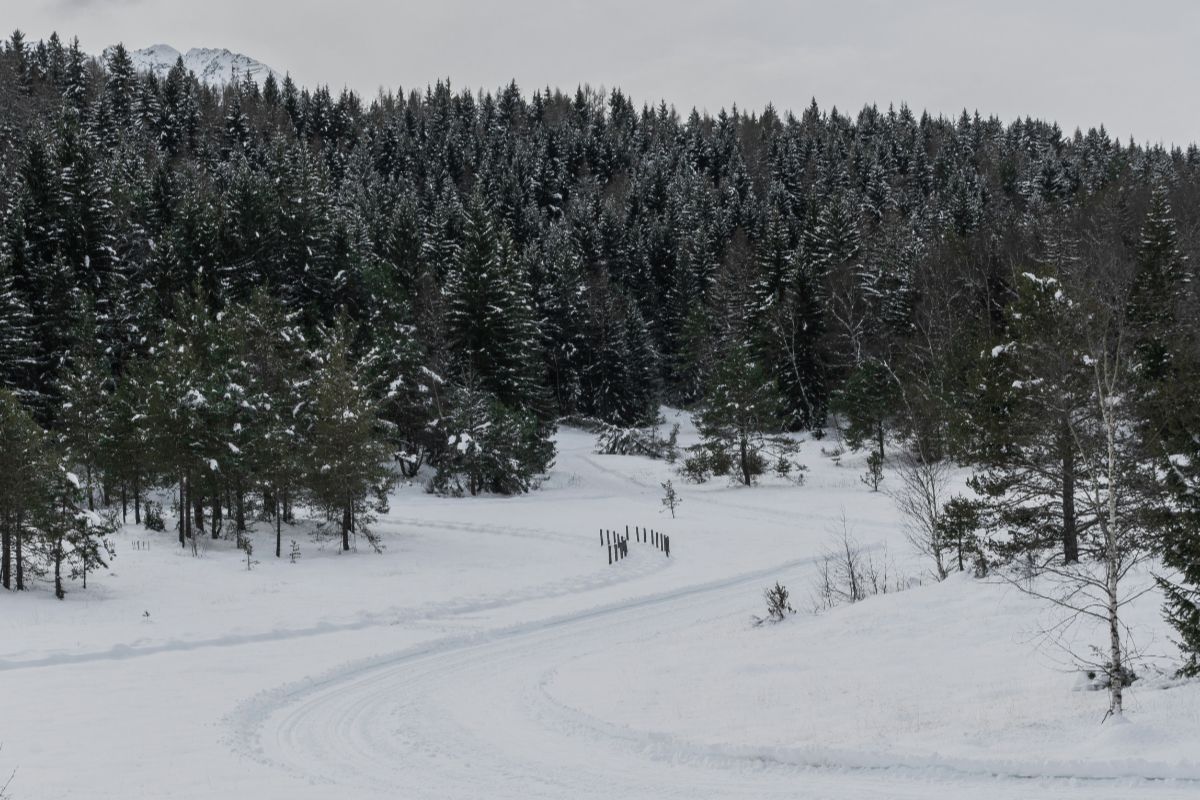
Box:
(111, 44), (283, 86)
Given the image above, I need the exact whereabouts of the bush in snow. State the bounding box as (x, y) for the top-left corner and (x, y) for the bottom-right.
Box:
(143, 501), (166, 532)
(860, 449), (884, 491)
(660, 479), (681, 518)
(812, 515), (908, 611)
(753, 582), (795, 626)
(594, 421), (677, 460)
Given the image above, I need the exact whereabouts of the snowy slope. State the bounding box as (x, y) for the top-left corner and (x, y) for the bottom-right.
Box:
(2, 412), (1198, 799)
(117, 43), (283, 86)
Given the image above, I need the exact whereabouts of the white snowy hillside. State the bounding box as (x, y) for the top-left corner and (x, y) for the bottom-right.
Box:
(117, 43), (283, 86)
(3, 413), (1199, 799)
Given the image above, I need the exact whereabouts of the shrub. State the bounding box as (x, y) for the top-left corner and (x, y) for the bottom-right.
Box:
(754, 582), (795, 625)
(144, 501), (166, 532)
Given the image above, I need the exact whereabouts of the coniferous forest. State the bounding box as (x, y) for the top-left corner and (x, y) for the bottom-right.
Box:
(0, 32), (1199, 679)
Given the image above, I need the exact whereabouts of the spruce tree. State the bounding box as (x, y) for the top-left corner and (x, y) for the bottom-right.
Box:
(431, 380), (554, 496)
(53, 309), (112, 511)
(686, 336), (798, 486)
(969, 269), (1094, 564)
(444, 191), (545, 414)
(302, 317), (388, 552)
(1127, 187), (1200, 674)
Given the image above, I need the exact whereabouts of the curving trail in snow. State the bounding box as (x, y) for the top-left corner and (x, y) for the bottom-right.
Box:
(8, 418), (1199, 799)
(229, 548), (1195, 799)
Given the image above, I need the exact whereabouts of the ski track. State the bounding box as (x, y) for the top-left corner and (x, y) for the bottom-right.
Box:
(0, 516), (667, 671)
(226, 550), (1198, 799)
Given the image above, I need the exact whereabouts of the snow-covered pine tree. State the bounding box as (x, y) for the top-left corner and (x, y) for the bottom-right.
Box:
(302, 316), (388, 552)
(1125, 186), (1200, 674)
(444, 190), (546, 416)
(227, 291), (306, 556)
(969, 268), (1095, 565)
(430, 380), (554, 496)
(0, 263), (35, 401)
(52, 307), (112, 512)
(686, 335), (797, 487)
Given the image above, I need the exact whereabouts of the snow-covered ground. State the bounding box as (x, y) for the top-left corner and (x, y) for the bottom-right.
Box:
(4, 411), (1198, 799)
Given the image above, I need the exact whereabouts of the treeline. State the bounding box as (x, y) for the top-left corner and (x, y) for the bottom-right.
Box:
(0, 29), (1197, 673)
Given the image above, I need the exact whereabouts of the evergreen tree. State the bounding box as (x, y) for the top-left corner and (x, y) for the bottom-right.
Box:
(430, 380), (555, 496)
(1126, 187), (1200, 674)
(302, 317), (389, 552)
(686, 336), (798, 486)
(969, 269), (1094, 564)
(444, 191), (545, 414)
(53, 309), (112, 511)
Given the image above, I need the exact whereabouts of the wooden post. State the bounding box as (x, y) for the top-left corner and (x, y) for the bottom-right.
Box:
(600, 528), (603, 545)
(608, 545), (613, 564)
(665, 535), (670, 557)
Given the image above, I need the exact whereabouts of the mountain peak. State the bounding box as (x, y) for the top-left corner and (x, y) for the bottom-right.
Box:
(116, 43), (282, 87)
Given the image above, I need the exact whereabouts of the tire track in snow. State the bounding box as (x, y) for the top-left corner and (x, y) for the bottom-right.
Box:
(226, 551), (1197, 799)
(0, 517), (668, 672)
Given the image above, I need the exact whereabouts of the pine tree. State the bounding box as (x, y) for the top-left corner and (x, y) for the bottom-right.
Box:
(686, 336), (798, 486)
(444, 191), (545, 414)
(0, 264), (34, 400)
(1126, 187), (1200, 674)
(228, 291), (305, 555)
(303, 317), (389, 552)
(969, 269), (1095, 564)
(750, 209), (826, 429)
(430, 380), (555, 496)
(37, 459), (115, 599)
(535, 224), (588, 415)
(53, 309), (112, 512)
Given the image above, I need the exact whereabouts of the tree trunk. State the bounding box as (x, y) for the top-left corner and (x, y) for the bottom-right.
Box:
(86, 464), (94, 511)
(211, 493), (222, 539)
(1061, 418), (1079, 564)
(179, 473), (189, 546)
(134, 475), (141, 525)
(1104, 406), (1124, 718)
(739, 435), (751, 486)
(54, 535), (65, 600)
(275, 494), (282, 558)
(1, 516), (10, 590)
(342, 496), (351, 551)
(121, 486), (128, 523)
(194, 495), (205, 538)
(235, 480), (246, 533)
(15, 529), (25, 590)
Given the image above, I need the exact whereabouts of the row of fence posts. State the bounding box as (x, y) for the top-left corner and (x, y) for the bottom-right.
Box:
(600, 525), (670, 564)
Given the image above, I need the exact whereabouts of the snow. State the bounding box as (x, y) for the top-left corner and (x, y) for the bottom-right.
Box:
(115, 43), (283, 87)
(2, 409), (1197, 799)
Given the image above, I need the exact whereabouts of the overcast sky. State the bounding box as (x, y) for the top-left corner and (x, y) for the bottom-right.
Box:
(18, 0), (1200, 146)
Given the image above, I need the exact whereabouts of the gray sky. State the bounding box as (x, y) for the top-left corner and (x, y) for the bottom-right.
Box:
(17, 0), (1200, 146)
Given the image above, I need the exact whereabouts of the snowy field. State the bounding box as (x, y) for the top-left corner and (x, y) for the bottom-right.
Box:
(4, 411), (1199, 799)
